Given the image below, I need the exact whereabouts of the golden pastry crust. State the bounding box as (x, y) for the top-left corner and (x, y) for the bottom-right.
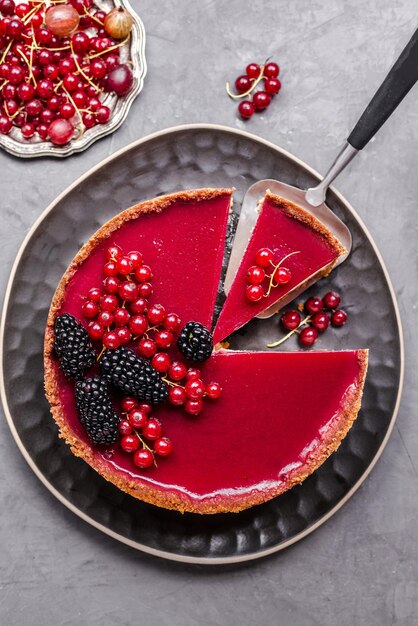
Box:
(44, 187), (365, 515)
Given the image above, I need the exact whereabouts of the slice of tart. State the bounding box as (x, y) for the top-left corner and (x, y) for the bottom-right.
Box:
(45, 346), (367, 514)
(213, 191), (347, 344)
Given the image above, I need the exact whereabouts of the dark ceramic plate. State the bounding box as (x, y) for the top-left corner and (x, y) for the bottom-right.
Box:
(0, 124), (404, 564)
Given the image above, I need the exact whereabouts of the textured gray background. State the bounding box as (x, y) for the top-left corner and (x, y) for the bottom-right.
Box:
(1, 1), (417, 624)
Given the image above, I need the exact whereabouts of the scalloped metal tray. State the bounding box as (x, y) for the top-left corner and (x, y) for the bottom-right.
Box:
(0, 0), (146, 158)
(0, 124), (404, 563)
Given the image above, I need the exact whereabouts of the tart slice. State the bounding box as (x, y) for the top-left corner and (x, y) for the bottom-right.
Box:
(213, 191), (346, 344)
(46, 347), (367, 514)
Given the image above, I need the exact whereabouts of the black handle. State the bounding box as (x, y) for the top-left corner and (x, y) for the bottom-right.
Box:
(348, 27), (418, 150)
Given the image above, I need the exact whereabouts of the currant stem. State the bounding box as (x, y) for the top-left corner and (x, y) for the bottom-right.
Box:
(264, 250), (301, 297)
(226, 65), (265, 100)
(267, 314), (311, 348)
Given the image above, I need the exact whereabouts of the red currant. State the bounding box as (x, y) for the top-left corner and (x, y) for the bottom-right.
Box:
(87, 321), (104, 341)
(130, 297), (148, 314)
(118, 280), (138, 302)
(273, 266), (292, 284)
(114, 307), (130, 327)
(311, 312), (330, 332)
(168, 361), (187, 381)
(135, 264), (152, 283)
(151, 352), (171, 373)
(82, 300), (98, 318)
(206, 382), (222, 399)
(147, 304), (166, 325)
(121, 396), (137, 412)
(185, 399), (203, 415)
(185, 378), (205, 400)
(87, 288), (102, 303)
(246, 265), (265, 285)
(129, 314), (148, 336)
(103, 276), (119, 294)
(118, 419), (132, 435)
(21, 123), (35, 139)
(103, 330), (120, 349)
(186, 368), (201, 381)
(235, 74), (251, 93)
(138, 283), (153, 298)
(128, 408), (148, 430)
(264, 62), (280, 78)
(331, 310), (348, 327)
(323, 291), (341, 310)
(255, 248), (274, 267)
(246, 63), (260, 79)
(48, 118), (74, 145)
(154, 437), (173, 457)
(106, 244), (122, 261)
(169, 386), (186, 406)
(253, 91), (271, 110)
(137, 338), (156, 358)
(299, 327), (318, 347)
(98, 310), (114, 326)
(281, 310), (301, 331)
(103, 261), (118, 277)
(164, 313), (181, 332)
(126, 250), (142, 268)
(120, 433), (140, 453)
(100, 294), (118, 312)
(143, 418), (162, 441)
(155, 330), (173, 349)
(265, 77), (281, 95)
(238, 100), (255, 119)
(116, 326), (131, 345)
(139, 403), (152, 415)
(133, 448), (154, 469)
(116, 256), (133, 275)
(246, 284), (264, 302)
(305, 296), (324, 315)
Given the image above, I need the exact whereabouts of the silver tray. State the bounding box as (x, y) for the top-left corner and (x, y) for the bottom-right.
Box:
(0, 124), (404, 563)
(0, 0), (146, 158)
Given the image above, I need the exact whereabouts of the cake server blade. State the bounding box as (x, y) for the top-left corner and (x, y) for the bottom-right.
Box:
(225, 26), (418, 318)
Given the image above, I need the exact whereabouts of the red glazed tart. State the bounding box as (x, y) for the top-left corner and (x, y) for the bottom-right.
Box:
(213, 191), (346, 344)
(44, 188), (367, 515)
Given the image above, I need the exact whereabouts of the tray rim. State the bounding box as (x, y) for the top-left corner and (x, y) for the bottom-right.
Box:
(0, 123), (405, 564)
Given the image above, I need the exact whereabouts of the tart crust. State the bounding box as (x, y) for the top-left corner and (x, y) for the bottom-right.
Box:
(44, 187), (366, 515)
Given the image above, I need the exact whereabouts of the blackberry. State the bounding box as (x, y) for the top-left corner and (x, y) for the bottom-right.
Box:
(54, 313), (95, 380)
(100, 346), (169, 404)
(75, 377), (120, 445)
(177, 321), (213, 362)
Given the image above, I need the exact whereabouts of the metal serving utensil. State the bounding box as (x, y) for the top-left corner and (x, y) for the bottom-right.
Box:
(225, 26), (418, 318)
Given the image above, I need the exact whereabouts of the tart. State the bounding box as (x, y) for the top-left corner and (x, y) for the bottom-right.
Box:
(44, 187), (368, 515)
(213, 191), (346, 344)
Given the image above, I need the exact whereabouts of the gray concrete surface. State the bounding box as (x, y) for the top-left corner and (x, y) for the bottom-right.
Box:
(1, 1), (417, 624)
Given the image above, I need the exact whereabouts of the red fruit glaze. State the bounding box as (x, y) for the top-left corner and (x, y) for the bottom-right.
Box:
(213, 194), (343, 343)
(52, 350), (366, 508)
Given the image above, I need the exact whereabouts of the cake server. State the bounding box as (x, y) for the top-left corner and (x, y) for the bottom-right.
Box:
(225, 26), (418, 317)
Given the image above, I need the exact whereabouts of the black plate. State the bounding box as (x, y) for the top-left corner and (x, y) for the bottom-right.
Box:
(0, 124), (404, 564)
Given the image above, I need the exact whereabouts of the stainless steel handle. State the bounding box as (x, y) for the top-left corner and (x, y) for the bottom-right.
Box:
(305, 142), (358, 207)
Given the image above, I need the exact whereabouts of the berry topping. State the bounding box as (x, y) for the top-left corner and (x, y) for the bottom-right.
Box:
(246, 284), (264, 302)
(177, 321), (213, 362)
(273, 266), (292, 284)
(100, 346), (169, 404)
(143, 418), (163, 440)
(168, 361), (187, 381)
(206, 382), (222, 399)
(120, 433), (140, 453)
(54, 313), (95, 380)
(128, 408), (148, 429)
(169, 386), (186, 406)
(154, 437), (173, 457)
(147, 304), (166, 325)
(185, 378), (205, 400)
(133, 448), (154, 469)
(255, 247), (273, 268)
(151, 352), (171, 373)
(121, 396), (137, 412)
(246, 265), (265, 285)
(185, 399), (203, 415)
(75, 376), (119, 444)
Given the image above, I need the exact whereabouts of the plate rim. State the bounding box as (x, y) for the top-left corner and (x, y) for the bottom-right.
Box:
(0, 122), (405, 564)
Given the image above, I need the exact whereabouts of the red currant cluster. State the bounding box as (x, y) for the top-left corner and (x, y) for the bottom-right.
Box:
(83, 243), (222, 418)
(226, 61), (281, 119)
(246, 247), (299, 303)
(268, 291), (348, 348)
(118, 397), (173, 469)
(0, 0), (134, 145)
